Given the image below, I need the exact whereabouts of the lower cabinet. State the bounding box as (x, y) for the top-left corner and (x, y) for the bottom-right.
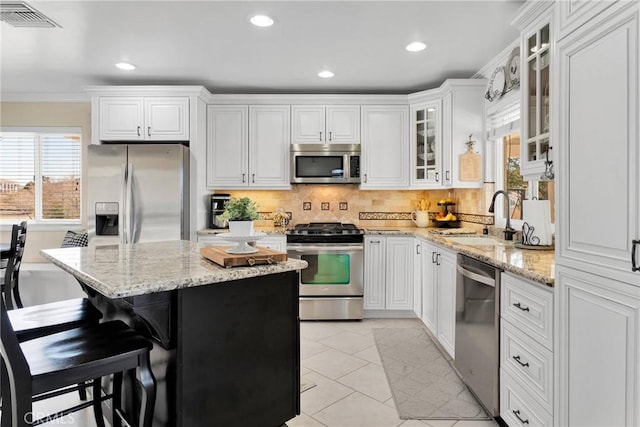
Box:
(364, 236), (414, 311)
(420, 240), (456, 358)
(500, 272), (554, 426)
(197, 234), (287, 253)
(556, 266), (640, 427)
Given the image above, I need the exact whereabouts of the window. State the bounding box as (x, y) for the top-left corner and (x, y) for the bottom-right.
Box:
(495, 131), (555, 226)
(0, 128), (81, 224)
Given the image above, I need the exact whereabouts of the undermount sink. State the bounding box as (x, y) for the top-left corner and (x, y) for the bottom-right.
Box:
(444, 236), (505, 246)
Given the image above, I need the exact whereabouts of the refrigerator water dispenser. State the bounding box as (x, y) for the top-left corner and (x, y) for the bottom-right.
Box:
(95, 202), (119, 236)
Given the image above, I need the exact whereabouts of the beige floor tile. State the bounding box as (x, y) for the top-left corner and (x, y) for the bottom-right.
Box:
(304, 348), (369, 380)
(319, 331), (375, 354)
(287, 412), (327, 427)
(301, 321), (347, 341)
(313, 391), (404, 427)
(337, 363), (392, 403)
(353, 344), (383, 365)
(422, 420), (458, 427)
(300, 371), (355, 415)
(31, 393), (101, 426)
(452, 420), (498, 427)
(301, 337), (332, 359)
(399, 421), (432, 426)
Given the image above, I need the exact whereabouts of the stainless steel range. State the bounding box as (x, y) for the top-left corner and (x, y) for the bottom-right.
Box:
(287, 223), (364, 320)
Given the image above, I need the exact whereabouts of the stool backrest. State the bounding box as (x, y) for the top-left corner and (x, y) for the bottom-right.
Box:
(0, 294), (31, 385)
(3, 222), (27, 305)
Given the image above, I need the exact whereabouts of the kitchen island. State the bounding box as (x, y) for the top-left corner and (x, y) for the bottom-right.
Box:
(42, 240), (307, 427)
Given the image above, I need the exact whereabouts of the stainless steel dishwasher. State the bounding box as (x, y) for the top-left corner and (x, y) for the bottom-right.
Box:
(454, 254), (501, 417)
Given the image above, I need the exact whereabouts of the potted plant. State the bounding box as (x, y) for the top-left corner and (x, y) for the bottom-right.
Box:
(220, 197), (260, 236)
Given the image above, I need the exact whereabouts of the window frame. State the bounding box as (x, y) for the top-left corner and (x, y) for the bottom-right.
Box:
(0, 127), (83, 231)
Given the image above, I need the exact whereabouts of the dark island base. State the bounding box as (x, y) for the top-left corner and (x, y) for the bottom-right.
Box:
(85, 271), (300, 427)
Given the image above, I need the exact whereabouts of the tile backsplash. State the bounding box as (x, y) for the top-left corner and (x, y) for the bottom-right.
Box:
(211, 185), (494, 228)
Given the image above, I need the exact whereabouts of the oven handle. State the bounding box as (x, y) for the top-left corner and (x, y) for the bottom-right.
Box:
(457, 264), (495, 287)
(288, 244), (363, 252)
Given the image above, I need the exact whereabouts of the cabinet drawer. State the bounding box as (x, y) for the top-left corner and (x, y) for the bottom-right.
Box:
(501, 370), (553, 427)
(501, 273), (553, 350)
(501, 320), (553, 412)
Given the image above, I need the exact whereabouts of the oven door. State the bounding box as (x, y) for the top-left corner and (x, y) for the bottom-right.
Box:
(287, 243), (363, 296)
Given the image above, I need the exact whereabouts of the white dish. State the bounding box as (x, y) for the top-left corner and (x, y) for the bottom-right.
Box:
(219, 232), (266, 243)
(506, 47), (520, 89)
(220, 232), (266, 254)
(485, 66), (506, 102)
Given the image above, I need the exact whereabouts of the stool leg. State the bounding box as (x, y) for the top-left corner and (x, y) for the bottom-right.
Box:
(92, 378), (106, 427)
(78, 381), (87, 401)
(138, 353), (156, 427)
(112, 372), (123, 427)
(12, 278), (23, 309)
(1, 358), (32, 427)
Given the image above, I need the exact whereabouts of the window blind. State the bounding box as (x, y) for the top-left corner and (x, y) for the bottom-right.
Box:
(0, 132), (81, 221)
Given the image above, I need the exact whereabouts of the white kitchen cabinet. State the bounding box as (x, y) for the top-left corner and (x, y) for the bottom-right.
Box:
(291, 105), (360, 144)
(363, 236), (414, 312)
(420, 240), (456, 358)
(514, 3), (554, 179)
(98, 97), (189, 141)
(410, 101), (442, 187)
(197, 233), (286, 252)
(360, 105), (409, 189)
(552, 2), (640, 425)
(413, 239), (423, 318)
(206, 105), (291, 189)
(556, 266), (640, 427)
(500, 273), (554, 424)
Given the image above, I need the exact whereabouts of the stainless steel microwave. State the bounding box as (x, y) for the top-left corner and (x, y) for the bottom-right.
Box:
(290, 144), (361, 184)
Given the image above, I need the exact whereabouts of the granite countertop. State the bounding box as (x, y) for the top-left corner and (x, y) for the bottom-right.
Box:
(365, 226), (555, 287)
(41, 240), (307, 299)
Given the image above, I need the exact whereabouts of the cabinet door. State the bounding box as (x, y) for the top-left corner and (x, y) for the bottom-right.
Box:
(436, 248), (456, 358)
(556, 5), (640, 285)
(410, 101), (442, 187)
(413, 240), (423, 318)
(385, 237), (414, 310)
(326, 105), (360, 143)
(291, 105), (325, 144)
(206, 106), (248, 188)
(421, 242), (438, 334)
(99, 97), (144, 141)
(249, 105), (291, 189)
(364, 236), (386, 310)
(557, 266), (640, 427)
(361, 105), (409, 189)
(144, 97), (189, 141)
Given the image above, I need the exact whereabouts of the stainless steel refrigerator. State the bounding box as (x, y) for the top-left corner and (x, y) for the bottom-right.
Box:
(87, 144), (189, 246)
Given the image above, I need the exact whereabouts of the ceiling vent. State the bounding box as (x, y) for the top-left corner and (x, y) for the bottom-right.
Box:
(0, 1), (60, 28)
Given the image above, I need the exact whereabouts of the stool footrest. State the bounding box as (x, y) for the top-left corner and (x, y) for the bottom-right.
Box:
(32, 392), (112, 426)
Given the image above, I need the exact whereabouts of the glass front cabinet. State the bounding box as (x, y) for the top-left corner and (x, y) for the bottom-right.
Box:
(411, 100), (442, 187)
(521, 18), (552, 179)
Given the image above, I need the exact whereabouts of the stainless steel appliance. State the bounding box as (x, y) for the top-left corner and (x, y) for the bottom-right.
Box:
(290, 144), (360, 184)
(454, 254), (501, 417)
(287, 222), (364, 320)
(88, 144), (189, 246)
(209, 193), (230, 229)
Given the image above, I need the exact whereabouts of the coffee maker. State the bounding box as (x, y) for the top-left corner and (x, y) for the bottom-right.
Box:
(209, 194), (230, 229)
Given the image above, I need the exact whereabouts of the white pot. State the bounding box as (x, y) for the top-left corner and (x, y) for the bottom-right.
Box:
(228, 220), (254, 236)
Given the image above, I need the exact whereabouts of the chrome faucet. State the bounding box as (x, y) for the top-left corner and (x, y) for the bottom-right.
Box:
(488, 190), (517, 241)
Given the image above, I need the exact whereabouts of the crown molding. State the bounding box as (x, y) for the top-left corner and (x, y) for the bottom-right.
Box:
(473, 38), (520, 80)
(0, 92), (89, 102)
(510, 0), (555, 30)
(85, 85), (211, 99)
(205, 93), (409, 105)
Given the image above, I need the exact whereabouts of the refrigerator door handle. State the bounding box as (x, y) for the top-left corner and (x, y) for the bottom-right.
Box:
(126, 162), (136, 244)
(120, 164), (128, 244)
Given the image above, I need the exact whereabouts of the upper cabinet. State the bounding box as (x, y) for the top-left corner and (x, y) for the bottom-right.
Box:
(206, 105), (291, 190)
(360, 105), (409, 189)
(291, 105), (360, 144)
(515, 3), (554, 179)
(98, 97), (190, 142)
(409, 80), (485, 189)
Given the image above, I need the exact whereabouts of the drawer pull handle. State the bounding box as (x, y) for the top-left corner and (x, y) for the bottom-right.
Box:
(513, 410), (529, 424)
(513, 302), (530, 312)
(513, 355), (530, 368)
(632, 239), (639, 272)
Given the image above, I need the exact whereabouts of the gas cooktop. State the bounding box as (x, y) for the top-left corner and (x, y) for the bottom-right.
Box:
(288, 222), (363, 235)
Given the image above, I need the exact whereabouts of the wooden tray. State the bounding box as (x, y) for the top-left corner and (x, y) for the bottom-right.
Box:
(200, 246), (288, 268)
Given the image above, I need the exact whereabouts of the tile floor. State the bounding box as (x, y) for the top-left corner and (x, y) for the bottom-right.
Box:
(287, 318), (499, 427)
(10, 318), (499, 427)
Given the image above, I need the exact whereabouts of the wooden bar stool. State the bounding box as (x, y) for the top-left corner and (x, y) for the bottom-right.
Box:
(0, 297), (156, 427)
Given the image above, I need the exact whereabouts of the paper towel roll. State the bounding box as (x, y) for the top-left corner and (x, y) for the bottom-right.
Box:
(522, 200), (552, 246)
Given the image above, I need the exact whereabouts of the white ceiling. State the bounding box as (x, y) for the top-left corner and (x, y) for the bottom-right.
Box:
(0, 0), (524, 99)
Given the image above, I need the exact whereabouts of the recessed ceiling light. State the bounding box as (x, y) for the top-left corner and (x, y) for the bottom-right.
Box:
(250, 15), (274, 27)
(406, 42), (427, 52)
(115, 62), (136, 71)
(318, 70), (334, 78)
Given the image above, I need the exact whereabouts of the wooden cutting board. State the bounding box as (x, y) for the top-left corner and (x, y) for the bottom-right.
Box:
(200, 246), (288, 268)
